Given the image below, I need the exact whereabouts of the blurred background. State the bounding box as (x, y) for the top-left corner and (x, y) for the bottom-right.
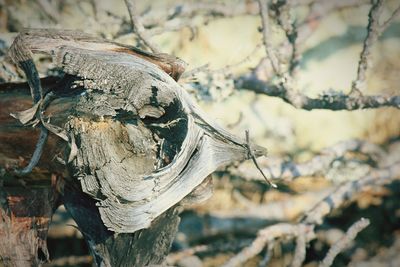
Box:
(1, 0), (400, 266)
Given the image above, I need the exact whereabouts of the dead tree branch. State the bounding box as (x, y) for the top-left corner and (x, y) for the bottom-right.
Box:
(222, 138), (399, 265)
(257, 0), (282, 76)
(221, 223), (315, 267)
(231, 139), (385, 182)
(319, 218), (370, 267)
(253, 0), (370, 84)
(302, 161), (400, 224)
(124, 0), (161, 53)
(221, 160), (398, 266)
(245, 129), (277, 188)
(234, 0), (400, 111)
(351, 0), (385, 94)
(291, 225), (308, 267)
(351, 0), (400, 94)
(380, 3), (400, 31)
(236, 75), (400, 110)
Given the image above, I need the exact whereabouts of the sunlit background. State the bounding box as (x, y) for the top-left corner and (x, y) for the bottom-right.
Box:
(1, 0), (400, 266)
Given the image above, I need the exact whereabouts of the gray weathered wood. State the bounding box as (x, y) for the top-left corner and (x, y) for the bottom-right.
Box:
(2, 29), (267, 266)
(9, 29), (267, 234)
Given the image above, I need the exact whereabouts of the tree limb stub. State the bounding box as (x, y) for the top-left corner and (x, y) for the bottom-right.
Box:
(7, 29), (267, 233)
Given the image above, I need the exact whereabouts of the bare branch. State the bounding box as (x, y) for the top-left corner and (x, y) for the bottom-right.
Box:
(301, 161), (400, 225)
(138, 0), (366, 40)
(124, 0), (161, 53)
(166, 245), (208, 265)
(237, 0), (400, 111)
(236, 75), (400, 110)
(380, 3), (400, 31)
(319, 218), (370, 267)
(221, 154), (398, 266)
(291, 225), (307, 267)
(224, 154), (397, 266)
(231, 139), (385, 182)
(222, 223), (314, 267)
(351, 0), (385, 94)
(270, 1), (300, 75)
(257, 0), (282, 76)
(245, 130), (277, 188)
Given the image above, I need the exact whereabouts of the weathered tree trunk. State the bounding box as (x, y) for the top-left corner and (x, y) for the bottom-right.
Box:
(0, 29), (266, 266)
(63, 184), (181, 267)
(0, 79), (181, 266)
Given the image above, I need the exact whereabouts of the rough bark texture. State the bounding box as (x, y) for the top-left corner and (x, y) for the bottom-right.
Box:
(0, 186), (58, 267)
(7, 29), (265, 233)
(1, 29), (266, 266)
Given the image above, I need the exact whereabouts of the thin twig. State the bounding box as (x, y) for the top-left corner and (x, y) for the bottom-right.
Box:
(245, 130), (277, 188)
(351, 0), (385, 95)
(319, 218), (370, 267)
(380, 3), (400, 31)
(124, 0), (161, 53)
(257, 0), (282, 76)
(271, 1), (300, 75)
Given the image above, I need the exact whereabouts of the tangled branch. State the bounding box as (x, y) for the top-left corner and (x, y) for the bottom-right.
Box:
(221, 137), (400, 266)
(237, 0), (400, 111)
(221, 223), (315, 267)
(319, 218), (370, 267)
(231, 139), (385, 182)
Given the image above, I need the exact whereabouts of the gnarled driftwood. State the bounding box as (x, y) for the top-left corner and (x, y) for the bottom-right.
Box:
(1, 29), (266, 266)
